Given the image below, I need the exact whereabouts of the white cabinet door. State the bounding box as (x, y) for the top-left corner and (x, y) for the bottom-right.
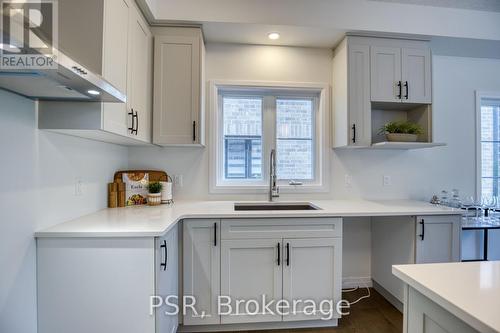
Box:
(370, 46), (402, 103)
(102, 0), (130, 137)
(402, 47), (432, 104)
(156, 225), (179, 333)
(183, 219), (221, 325)
(282, 238), (342, 322)
(348, 43), (371, 146)
(415, 215), (461, 264)
(153, 35), (202, 145)
(127, 5), (152, 143)
(220, 239), (282, 324)
(406, 287), (476, 333)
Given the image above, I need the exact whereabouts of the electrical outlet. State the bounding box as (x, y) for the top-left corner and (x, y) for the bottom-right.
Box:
(383, 175), (392, 187)
(173, 175), (183, 188)
(75, 178), (84, 196)
(345, 174), (352, 188)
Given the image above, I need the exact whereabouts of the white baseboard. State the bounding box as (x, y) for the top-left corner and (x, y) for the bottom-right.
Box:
(342, 277), (372, 289)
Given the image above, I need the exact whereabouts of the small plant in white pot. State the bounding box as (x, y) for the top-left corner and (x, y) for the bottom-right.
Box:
(146, 182), (163, 206)
(379, 121), (423, 142)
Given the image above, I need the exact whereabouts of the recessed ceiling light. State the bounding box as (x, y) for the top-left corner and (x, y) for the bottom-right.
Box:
(87, 89), (100, 95)
(268, 32), (280, 40)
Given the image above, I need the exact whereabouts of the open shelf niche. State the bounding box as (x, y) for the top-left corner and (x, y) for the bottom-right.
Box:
(370, 102), (445, 149)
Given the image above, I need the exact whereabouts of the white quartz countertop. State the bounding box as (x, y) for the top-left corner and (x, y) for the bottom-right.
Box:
(34, 199), (460, 238)
(393, 261), (500, 333)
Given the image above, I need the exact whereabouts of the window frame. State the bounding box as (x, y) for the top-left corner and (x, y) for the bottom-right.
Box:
(475, 91), (500, 199)
(209, 80), (330, 194)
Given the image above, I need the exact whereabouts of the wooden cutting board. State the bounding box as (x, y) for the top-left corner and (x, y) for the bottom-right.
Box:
(114, 170), (170, 182)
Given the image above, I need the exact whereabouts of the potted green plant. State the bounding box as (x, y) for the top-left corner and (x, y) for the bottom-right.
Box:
(379, 121), (423, 142)
(146, 181), (163, 206)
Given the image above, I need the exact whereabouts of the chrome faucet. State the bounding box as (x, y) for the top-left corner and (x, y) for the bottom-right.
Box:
(269, 149), (279, 201)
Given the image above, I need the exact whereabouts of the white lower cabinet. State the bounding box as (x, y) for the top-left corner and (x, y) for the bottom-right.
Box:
(415, 215), (461, 264)
(371, 215), (461, 306)
(406, 287), (476, 333)
(283, 238), (342, 322)
(183, 218), (343, 328)
(183, 219), (221, 325)
(37, 225), (179, 333)
(221, 239), (282, 324)
(156, 224), (179, 333)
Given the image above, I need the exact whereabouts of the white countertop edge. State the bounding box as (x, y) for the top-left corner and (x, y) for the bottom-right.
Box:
(392, 265), (498, 333)
(34, 200), (462, 238)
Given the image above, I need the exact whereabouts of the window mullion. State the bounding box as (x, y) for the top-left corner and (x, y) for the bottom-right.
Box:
(262, 96), (276, 183)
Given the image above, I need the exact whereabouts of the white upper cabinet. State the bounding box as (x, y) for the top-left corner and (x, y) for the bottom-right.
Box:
(332, 38), (371, 147)
(370, 43), (432, 104)
(401, 48), (432, 104)
(332, 36), (434, 149)
(127, 6), (153, 143)
(38, 0), (152, 145)
(370, 46), (402, 103)
(153, 28), (205, 146)
(101, 0), (131, 138)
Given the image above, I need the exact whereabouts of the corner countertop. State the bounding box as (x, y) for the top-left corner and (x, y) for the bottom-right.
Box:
(34, 199), (460, 238)
(393, 261), (500, 333)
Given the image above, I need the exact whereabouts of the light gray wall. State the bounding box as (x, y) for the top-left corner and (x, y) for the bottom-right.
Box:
(128, 43), (500, 279)
(129, 44), (500, 202)
(0, 90), (128, 333)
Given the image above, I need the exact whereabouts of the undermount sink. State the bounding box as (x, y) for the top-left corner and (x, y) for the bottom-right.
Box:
(234, 202), (321, 211)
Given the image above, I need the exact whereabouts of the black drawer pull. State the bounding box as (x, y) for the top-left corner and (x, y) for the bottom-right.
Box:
(419, 219), (425, 241)
(277, 243), (280, 266)
(214, 222), (217, 247)
(286, 243), (290, 266)
(160, 240), (167, 271)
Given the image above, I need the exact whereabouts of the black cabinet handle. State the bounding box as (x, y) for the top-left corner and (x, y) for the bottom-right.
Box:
(419, 219), (425, 241)
(397, 81), (402, 99)
(213, 222), (217, 247)
(160, 240), (167, 271)
(128, 109), (135, 134)
(133, 110), (138, 135)
(192, 121), (196, 142)
(351, 124), (356, 144)
(286, 243), (290, 266)
(404, 81), (409, 99)
(277, 243), (280, 266)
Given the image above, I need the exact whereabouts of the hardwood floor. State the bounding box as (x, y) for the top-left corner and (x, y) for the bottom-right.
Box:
(219, 288), (403, 333)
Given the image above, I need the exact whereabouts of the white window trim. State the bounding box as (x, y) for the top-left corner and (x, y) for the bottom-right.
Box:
(475, 91), (500, 199)
(209, 80), (330, 194)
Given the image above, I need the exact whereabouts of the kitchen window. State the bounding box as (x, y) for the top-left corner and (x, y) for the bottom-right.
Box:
(477, 93), (500, 198)
(210, 82), (329, 193)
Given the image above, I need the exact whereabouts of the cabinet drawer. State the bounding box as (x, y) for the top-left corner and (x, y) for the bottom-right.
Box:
(221, 218), (342, 239)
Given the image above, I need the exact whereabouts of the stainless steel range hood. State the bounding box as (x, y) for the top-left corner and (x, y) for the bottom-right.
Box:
(0, 49), (126, 102)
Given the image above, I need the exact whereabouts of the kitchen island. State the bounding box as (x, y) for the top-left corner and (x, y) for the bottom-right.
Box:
(393, 261), (500, 333)
(35, 200), (461, 333)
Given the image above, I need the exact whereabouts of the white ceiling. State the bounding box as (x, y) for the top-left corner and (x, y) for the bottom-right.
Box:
(140, 0), (500, 49)
(202, 23), (346, 48)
